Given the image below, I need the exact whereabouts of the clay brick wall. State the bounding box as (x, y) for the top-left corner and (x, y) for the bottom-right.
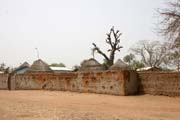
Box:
(14, 70), (138, 96)
(0, 74), (9, 90)
(138, 72), (180, 96)
(125, 71), (139, 95)
(1, 71), (180, 96)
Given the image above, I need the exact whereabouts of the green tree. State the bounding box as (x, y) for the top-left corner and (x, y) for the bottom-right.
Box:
(123, 53), (135, 65)
(131, 60), (145, 70)
(0, 63), (6, 71)
(50, 63), (66, 67)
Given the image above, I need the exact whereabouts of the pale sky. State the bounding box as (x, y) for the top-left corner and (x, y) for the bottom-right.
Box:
(0, 0), (166, 68)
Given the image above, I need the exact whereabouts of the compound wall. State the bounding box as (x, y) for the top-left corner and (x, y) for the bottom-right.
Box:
(0, 74), (9, 90)
(138, 72), (180, 96)
(14, 70), (138, 96)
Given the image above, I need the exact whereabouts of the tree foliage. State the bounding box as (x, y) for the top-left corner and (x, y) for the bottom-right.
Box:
(0, 63), (6, 71)
(50, 63), (66, 67)
(123, 53), (144, 70)
(123, 53), (135, 65)
(92, 26), (123, 67)
(0, 63), (10, 73)
(131, 60), (145, 70)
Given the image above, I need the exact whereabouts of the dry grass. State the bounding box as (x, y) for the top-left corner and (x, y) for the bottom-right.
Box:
(0, 90), (179, 120)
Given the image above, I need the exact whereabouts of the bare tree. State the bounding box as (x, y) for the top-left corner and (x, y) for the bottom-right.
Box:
(131, 40), (171, 68)
(92, 26), (123, 67)
(158, 0), (180, 44)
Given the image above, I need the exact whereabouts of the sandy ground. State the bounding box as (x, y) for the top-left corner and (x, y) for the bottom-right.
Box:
(0, 91), (179, 120)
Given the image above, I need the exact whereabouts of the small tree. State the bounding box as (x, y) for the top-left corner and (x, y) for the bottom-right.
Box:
(92, 26), (123, 67)
(0, 63), (6, 71)
(131, 60), (145, 70)
(123, 53), (135, 65)
(123, 53), (144, 70)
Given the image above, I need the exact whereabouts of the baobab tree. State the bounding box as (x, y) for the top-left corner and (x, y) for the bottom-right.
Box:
(92, 26), (123, 67)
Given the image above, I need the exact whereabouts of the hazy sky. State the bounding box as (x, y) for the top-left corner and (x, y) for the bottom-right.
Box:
(0, 0), (166, 68)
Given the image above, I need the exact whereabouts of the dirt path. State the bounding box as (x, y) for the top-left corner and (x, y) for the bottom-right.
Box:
(0, 90), (179, 120)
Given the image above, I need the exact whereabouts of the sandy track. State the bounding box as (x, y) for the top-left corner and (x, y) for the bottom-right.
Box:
(0, 90), (179, 120)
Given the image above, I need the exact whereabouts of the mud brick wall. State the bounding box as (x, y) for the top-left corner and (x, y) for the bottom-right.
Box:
(125, 71), (139, 95)
(138, 72), (180, 96)
(14, 70), (138, 96)
(0, 74), (9, 90)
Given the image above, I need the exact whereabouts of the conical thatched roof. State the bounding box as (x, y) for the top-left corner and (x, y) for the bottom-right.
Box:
(19, 62), (30, 69)
(27, 59), (52, 73)
(79, 58), (105, 71)
(13, 62), (30, 74)
(109, 59), (131, 70)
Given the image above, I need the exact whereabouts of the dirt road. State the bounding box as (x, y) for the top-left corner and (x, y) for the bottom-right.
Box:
(0, 90), (179, 120)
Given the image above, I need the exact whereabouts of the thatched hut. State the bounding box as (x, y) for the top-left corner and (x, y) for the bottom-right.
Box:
(27, 59), (53, 73)
(79, 58), (105, 71)
(13, 62), (30, 74)
(109, 59), (131, 70)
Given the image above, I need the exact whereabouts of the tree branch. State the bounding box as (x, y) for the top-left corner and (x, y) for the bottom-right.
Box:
(92, 43), (110, 61)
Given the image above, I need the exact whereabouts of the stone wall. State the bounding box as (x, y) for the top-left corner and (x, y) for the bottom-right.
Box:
(138, 72), (180, 96)
(14, 70), (138, 96)
(0, 74), (9, 90)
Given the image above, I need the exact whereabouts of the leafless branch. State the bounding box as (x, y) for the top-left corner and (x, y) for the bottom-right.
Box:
(92, 26), (123, 67)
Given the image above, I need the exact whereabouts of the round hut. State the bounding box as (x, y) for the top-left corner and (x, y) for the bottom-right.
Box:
(27, 59), (53, 73)
(79, 58), (105, 71)
(13, 62), (30, 74)
(109, 59), (131, 70)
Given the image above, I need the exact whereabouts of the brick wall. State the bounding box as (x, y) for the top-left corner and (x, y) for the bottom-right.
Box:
(138, 72), (180, 96)
(14, 70), (138, 96)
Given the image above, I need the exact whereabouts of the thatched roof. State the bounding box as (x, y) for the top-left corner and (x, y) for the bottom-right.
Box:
(13, 62), (30, 74)
(19, 62), (30, 69)
(79, 58), (105, 71)
(109, 59), (131, 70)
(27, 59), (52, 73)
